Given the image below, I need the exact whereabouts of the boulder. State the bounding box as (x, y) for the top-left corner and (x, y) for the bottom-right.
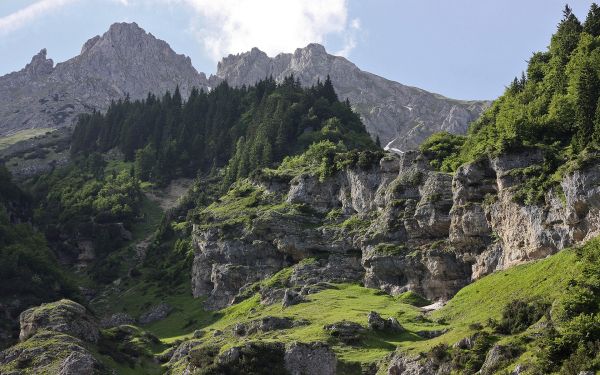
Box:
(58, 351), (101, 375)
(0, 330), (107, 375)
(367, 311), (404, 332)
(284, 342), (337, 375)
(387, 351), (438, 375)
(415, 329), (447, 339)
(19, 299), (99, 343)
(480, 345), (518, 375)
(282, 289), (304, 307)
(231, 316), (301, 337)
(367, 311), (386, 330)
(138, 303), (172, 324)
(323, 321), (365, 344)
(452, 336), (474, 350)
(99, 312), (135, 328)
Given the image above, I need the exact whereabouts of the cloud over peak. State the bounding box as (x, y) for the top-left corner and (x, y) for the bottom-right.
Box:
(181, 0), (357, 60)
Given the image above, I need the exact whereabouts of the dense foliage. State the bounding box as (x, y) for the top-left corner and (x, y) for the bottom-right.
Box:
(0, 165), (77, 346)
(422, 4), (600, 176)
(29, 156), (142, 281)
(71, 76), (376, 187)
(534, 237), (600, 373)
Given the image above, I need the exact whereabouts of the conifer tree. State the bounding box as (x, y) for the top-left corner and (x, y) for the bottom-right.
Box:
(584, 3), (600, 36)
(572, 61), (598, 151)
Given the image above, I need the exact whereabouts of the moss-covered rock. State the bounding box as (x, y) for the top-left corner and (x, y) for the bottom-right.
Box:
(19, 299), (99, 343)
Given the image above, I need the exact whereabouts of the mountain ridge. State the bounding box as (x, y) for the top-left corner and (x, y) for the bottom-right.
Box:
(210, 42), (489, 150)
(0, 22), (208, 138)
(0, 22), (488, 151)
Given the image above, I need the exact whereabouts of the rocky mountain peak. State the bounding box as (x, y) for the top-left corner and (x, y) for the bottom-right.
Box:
(107, 21), (145, 36)
(213, 44), (489, 150)
(24, 48), (54, 77)
(80, 35), (101, 54)
(0, 22), (208, 137)
(296, 43), (327, 56)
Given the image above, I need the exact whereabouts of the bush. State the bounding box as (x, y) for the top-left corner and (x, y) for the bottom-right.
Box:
(493, 299), (550, 334)
(419, 131), (465, 172)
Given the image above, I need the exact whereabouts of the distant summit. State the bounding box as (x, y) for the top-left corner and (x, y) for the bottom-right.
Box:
(211, 43), (489, 151)
(0, 22), (207, 137)
(0, 22), (487, 150)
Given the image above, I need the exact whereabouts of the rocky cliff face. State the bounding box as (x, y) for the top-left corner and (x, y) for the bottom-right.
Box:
(0, 22), (208, 137)
(211, 44), (489, 150)
(191, 149), (600, 310)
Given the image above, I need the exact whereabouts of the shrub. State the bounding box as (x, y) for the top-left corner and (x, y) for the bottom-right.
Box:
(494, 299), (550, 334)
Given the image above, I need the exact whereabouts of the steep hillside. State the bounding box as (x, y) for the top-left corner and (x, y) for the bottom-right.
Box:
(1, 231), (595, 374)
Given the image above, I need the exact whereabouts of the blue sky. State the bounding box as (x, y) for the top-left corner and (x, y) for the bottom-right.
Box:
(0, 0), (595, 100)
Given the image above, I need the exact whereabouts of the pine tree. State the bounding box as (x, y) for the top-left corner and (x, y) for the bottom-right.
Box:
(592, 98), (600, 144)
(573, 61), (600, 151)
(584, 3), (600, 36)
(322, 75), (338, 103)
(551, 4), (583, 59)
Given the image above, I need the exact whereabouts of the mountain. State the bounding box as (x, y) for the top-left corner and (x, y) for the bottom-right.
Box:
(211, 44), (489, 150)
(0, 22), (208, 137)
(0, 23), (487, 151)
(4, 5), (600, 374)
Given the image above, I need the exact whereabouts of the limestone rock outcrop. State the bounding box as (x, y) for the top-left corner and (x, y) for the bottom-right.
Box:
(284, 342), (337, 375)
(1, 300), (107, 375)
(191, 147), (600, 310)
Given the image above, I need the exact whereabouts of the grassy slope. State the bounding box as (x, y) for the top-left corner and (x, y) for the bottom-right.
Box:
(195, 284), (441, 364)
(156, 248), (582, 371)
(80, 162), (585, 372)
(414, 250), (580, 348)
(0, 128), (55, 150)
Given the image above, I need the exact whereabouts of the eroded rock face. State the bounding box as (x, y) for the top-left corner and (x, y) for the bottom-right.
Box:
(191, 149), (600, 310)
(18, 299), (99, 343)
(386, 352), (441, 375)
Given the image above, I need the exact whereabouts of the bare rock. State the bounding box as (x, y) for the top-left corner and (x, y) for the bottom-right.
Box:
(284, 342), (337, 375)
(0, 330), (108, 374)
(99, 312), (135, 328)
(387, 351), (439, 375)
(480, 345), (518, 375)
(323, 321), (365, 344)
(58, 351), (102, 375)
(138, 303), (172, 325)
(0, 23), (208, 138)
(282, 289), (305, 308)
(368, 311), (386, 330)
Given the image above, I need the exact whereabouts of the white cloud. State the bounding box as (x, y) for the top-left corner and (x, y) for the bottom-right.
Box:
(0, 0), (134, 36)
(179, 0), (357, 60)
(0, 0), (79, 36)
(336, 17), (360, 57)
